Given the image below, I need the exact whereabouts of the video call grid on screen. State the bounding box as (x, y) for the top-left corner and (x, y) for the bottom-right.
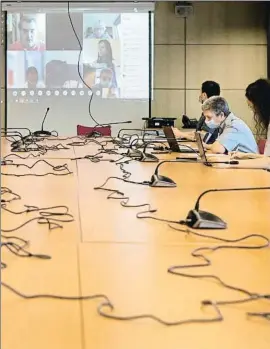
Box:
(6, 11), (151, 102)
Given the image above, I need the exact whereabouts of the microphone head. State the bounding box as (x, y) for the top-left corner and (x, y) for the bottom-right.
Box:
(46, 107), (50, 112)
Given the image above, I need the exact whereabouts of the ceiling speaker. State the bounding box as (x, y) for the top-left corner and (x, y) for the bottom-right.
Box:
(175, 2), (194, 18)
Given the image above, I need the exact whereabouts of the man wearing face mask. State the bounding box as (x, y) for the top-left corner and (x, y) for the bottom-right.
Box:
(92, 68), (117, 98)
(173, 80), (221, 141)
(202, 96), (258, 154)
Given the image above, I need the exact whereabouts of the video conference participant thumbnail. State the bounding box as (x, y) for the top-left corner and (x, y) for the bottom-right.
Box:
(8, 14), (45, 51)
(92, 68), (119, 99)
(84, 39), (120, 89)
(83, 13), (120, 40)
(44, 51), (82, 88)
(46, 13), (83, 50)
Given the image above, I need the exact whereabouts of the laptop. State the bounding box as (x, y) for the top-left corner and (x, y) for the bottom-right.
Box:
(195, 132), (231, 166)
(195, 132), (208, 163)
(163, 127), (199, 154)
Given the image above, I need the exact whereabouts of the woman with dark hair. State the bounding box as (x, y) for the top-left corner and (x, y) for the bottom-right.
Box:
(232, 79), (270, 158)
(245, 79), (270, 151)
(213, 79), (270, 170)
(91, 40), (117, 87)
(97, 40), (113, 65)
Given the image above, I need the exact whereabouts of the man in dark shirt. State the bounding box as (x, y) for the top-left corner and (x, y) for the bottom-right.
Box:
(173, 80), (221, 141)
(197, 81), (221, 132)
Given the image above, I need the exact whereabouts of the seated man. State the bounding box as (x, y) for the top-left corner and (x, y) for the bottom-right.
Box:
(201, 96), (258, 154)
(173, 80), (221, 141)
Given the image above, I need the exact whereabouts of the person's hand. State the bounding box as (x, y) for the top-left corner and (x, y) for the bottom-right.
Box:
(229, 151), (260, 160)
(172, 127), (184, 139)
(172, 128), (195, 141)
(206, 155), (231, 163)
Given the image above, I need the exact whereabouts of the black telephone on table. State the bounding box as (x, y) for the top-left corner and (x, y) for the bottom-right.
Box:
(182, 115), (198, 129)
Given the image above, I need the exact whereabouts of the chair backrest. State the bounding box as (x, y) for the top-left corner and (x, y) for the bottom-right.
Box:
(257, 139), (266, 155)
(77, 125), (111, 137)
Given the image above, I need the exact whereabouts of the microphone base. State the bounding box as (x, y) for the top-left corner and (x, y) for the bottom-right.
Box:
(24, 136), (43, 144)
(140, 153), (159, 162)
(11, 147), (28, 153)
(150, 174), (176, 187)
(87, 131), (102, 138)
(33, 130), (52, 137)
(186, 209), (227, 229)
(126, 149), (142, 158)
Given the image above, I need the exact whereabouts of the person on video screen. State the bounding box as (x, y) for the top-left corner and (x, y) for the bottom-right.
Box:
(87, 20), (111, 39)
(9, 16), (45, 51)
(91, 40), (117, 86)
(25, 66), (45, 88)
(45, 60), (69, 87)
(45, 60), (81, 88)
(79, 66), (96, 88)
(92, 68), (118, 98)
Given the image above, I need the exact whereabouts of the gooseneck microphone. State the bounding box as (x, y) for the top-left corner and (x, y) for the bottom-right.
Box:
(33, 108), (51, 137)
(150, 160), (190, 187)
(139, 142), (168, 163)
(117, 128), (148, 138)
(106, 121), (132, 126)
(186, 186), (270, 229)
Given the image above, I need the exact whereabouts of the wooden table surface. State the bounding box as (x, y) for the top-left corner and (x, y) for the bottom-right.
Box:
(1, 136), (270, 349)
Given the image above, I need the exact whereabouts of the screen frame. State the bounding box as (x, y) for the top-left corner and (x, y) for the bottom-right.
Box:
(4, 5), (155, 132)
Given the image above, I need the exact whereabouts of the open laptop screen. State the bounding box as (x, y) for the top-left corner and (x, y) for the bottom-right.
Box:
(163, 126), (180, 152)
(195, 132), (207, 162)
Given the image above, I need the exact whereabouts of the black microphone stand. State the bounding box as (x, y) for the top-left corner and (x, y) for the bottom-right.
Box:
(33, 108), (51, 137)
(186, 186), (270, 229)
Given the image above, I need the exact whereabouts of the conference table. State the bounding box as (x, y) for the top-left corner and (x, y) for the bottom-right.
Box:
(1, 136), (270, 349)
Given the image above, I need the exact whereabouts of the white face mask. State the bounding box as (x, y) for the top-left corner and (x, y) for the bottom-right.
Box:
(205, 119), (220, 129)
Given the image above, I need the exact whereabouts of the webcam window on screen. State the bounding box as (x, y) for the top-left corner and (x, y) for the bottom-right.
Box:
(6, 11), (151, 103)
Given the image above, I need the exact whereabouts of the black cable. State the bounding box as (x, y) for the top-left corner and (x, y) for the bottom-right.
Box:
(120, 198), (153, 210)
(1, 242), (51, 260)
(136, 208), (184, 225)
(43, 143), (70, 151)
(1, 159), (71, 171)
(117, 162), (132, 179)
(1, 159), (72, 177)
(97, 300), (223, 326)
(1, 203), (70, 216)
(1, 234), (29, 246)
(67, 2), (98, 126)
(67, 138), (106, 149)
(167, 234), (270, 305)
(1, 281), (112, 304)
(1, 159), (13, 165)
(71, 155), (103, 163)
(1, 187), (21, 202)
(1, 172), (72, 177)
(46, 135), (84, 141)
(247, 312), (270, 321)
(1, 262), (7, 269)
(168, 224), (269, 244)
(4, 153), (41, 160)
(1, 215), (74, 233)
(94, 176), (150, 192)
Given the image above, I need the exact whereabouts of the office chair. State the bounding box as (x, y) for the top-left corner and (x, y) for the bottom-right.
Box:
(258, 139), (266, 155)
(77, 125), (111, 137)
